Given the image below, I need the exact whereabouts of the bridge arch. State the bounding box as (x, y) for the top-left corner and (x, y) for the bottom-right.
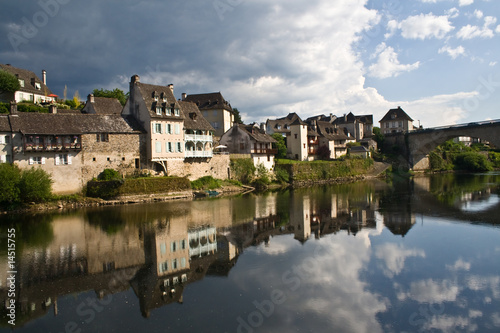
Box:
(407, 120), (500, 170)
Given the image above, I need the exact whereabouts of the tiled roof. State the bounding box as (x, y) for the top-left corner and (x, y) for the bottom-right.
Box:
(179, 101), (214, 132)
(83, 97), (123, 115)
(8, 113), (143, 135)
(135, 82), (182, 120)
(316, 121), (349, 140)
(183, 92), (233, 111)
(240, 124), (276, 143)
(0, 64), (54, 96)
(333, 112), (373, 125)
(350, 145), (369, 152)
(380, 107), (413, 122)
(0, 115), (10, 131)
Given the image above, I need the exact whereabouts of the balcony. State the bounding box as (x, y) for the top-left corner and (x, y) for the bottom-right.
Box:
(184, 134), (213, 142)
(24, 142), (81, 152)
(185, 150), (213, 158)
(251, 148), (278, 155)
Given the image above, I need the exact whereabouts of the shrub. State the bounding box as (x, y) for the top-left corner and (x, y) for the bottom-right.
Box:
(0, 163), (21, 203)
(274, 167), (290, 184)
(489, 151), (500, 168)
(98, 168), (122, 181)
(0, 102), (9, 114)
(19, 168), (53, 202)
(453, 152), (493, 172)
(191, 176), (221, 190)
(230, 158), (256, 184)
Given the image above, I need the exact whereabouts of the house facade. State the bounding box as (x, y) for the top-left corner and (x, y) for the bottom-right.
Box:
(182, 92), (234, 138)
(220, 124), (277, 171)
(379, 107), (414, 134)
(0, 64), (56, 104)
(6, 102), (142, 194)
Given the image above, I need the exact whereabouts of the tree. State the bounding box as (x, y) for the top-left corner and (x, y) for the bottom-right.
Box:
(271, 133), (287, 159)
(373, 127), (384, 150)
(73, 90), (81, 107)
(0, 70), (21, 93)
(92, 88), (129, 106)
(19, 168), (53, 202)
(0, 164), (21, 204)
(232, 107), (243, 124)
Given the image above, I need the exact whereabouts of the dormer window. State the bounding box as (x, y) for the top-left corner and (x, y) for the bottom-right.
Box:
(277, 125), (281, 130)
(19, 79), (24, 87)
(156, 106), (162, 115)
(35, 82), (41, 90)
(161, 92), (167, 102)
(174, 108), (180, 116)
(189, 112), (197, 120)
(391, 113), (396, 119)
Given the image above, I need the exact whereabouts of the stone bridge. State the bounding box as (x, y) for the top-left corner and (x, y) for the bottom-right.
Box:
(384, 119), (500, 170)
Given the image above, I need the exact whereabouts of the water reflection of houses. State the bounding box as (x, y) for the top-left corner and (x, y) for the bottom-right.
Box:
(379, 188), (416, 237)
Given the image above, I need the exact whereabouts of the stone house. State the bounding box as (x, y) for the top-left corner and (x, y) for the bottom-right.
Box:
(0, 114), (13, 163)
(333, 112), (373, 142)
(379, 106), (414, 134)
(82, 94), (123, 115)
(315, 121), (349, 159)
(0, 64), (57, 104)
(7, 102), (143, 194)
(182, 92), (235, 138)
(123, 75), (229, 180)
(220, 123), (277, 171)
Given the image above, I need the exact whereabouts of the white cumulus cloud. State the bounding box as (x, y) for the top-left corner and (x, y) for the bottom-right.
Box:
(368, 43), (420, 79)
(459, 0), (474, 6)
(438, 45), (466, 59)
(457, 16), (497, 39)
(394, 13), (455, 39)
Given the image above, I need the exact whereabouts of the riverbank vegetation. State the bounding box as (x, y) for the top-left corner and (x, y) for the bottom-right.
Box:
(429, 140), (496, 172)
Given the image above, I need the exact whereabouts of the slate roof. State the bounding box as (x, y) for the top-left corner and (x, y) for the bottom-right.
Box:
(316, 121), (349, 141)
(83, 97), (123, 115)
(333, 112), (373, 125)
(0, 64), (54, 96)
(267, 113), (303, 133)
(350, 145), (369, 152)
(179, 101), (215, 132)
(0, 115), (10, 132)
(240, 124), (276, 143)
(8, 113), (143, 135)
(183, 92), (233, 111)
(380, 107), (413, 122)
(135, 82), (182, 120)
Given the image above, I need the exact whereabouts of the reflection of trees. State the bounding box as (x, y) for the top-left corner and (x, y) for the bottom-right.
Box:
(86, 209), (126, 234)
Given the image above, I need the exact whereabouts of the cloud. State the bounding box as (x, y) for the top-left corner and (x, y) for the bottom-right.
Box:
(375, 243), (426, 278)
(473, 9), (483, 19)
(438, 45), (465, 59)
(401, 279), (461, 303)
(459, 0), (474, 6)
(457, 16), (497, 39)
(368, 42), (420, 79)
(392, 13), (455, 40)
(446, 258), (471, 271)
(446, 7), (460, 19)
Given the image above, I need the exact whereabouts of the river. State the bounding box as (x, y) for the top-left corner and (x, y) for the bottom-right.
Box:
(1, 172), (499, 332)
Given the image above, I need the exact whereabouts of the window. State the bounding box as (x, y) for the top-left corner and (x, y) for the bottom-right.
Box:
(176, 142), (182, 153)
(0, 155), (6, 163)
(240, 143), (245, 150)
(212, 122), (219, 129)
(172, 259), (178, 269)
(181, 258), (186, 268)
(180, 240), (186, 250)
(155, 141), (161, 153)
(0, 135), (9, 144)
(19, 79), (24, 87)
(174, 124), (180, 135)
(96, 133), (109, 142)
(166, 108), (171, 116)
(294, 134), (298, 139)
(166, 124), (172, 134)
(159, 261), (168, 273)
(156, 106), (162, 115)
(160, 243), (167, 255)
(29, 156), (44, 165)
(167, 142), (172, 153)
(55, 154), (71, 165)
(171, 241), (177, 252)
(154, 123), (162, 134)
(35, 82), (41, 90)
(174, 108), (180, 116)
(399, 121), (403, 128)
(385, 122), (389, 128)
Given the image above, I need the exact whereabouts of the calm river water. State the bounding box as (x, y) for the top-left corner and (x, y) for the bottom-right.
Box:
(1, 173), (500, 333)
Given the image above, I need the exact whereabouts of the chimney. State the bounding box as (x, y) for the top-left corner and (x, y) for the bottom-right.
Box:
(42, 70), (47, 85)
(49, 105), (57, 114)
(167, 84), (174, 93)
(131, 75), (140, 83)
(181, 93), (187, 100)
(88, 94), (95, 103)
(10, 101), (17, 114)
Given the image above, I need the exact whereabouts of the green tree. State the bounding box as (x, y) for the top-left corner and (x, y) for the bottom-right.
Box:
(373, 127), (384, 150)
(271, 133), (287, 159)
(232, 107), (243, 124)
(92, 88), (129, 106)
(0, 70), (21, 93)
(19, 168), (53, 202)
(0, 164), (21, 203)
(98, 168), (122, 181)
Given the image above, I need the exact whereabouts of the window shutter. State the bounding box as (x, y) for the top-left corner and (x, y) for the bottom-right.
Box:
(68, 154), (72, 165)
(152, 124), (156, 134)
(41, 157), (46, 165)
(55, 154), (60, 165)
(29, 156), (34, 165)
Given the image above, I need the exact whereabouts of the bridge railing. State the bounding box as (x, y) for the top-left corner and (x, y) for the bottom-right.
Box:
(410, 119), (500, 133)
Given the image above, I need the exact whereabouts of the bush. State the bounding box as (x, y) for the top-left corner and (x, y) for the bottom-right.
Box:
(0, 102), (9, 114)
(0, 164), (21, 203)
(17, 103), (47, 113)
(489, 151), (500, 168)
(274, 167), (290, 184)
(191, 176), (221, 190)
(453, 152), (493, 172)
(19, 168), (53, 202)
(230, 158), (256, 184)
(98, 168), (122, 181)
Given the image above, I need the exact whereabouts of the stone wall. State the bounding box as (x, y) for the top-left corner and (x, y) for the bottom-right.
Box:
(166, 155), (230, 180)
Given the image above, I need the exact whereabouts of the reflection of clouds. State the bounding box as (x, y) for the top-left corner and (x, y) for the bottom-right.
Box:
(398, 279), (460, 303)
(491, 312), (500, 327)
(374, 243), (425, 278)
(253, 237), (297, 256)
(468, 309), (482, 319)
(446, 258), (471, 271)
(466, 275), (500, 299)
(422, 315), (476, 333)
(231, 233), (388, 333)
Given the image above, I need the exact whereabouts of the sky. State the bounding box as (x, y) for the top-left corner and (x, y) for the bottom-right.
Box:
(0, 0), (499, 127)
